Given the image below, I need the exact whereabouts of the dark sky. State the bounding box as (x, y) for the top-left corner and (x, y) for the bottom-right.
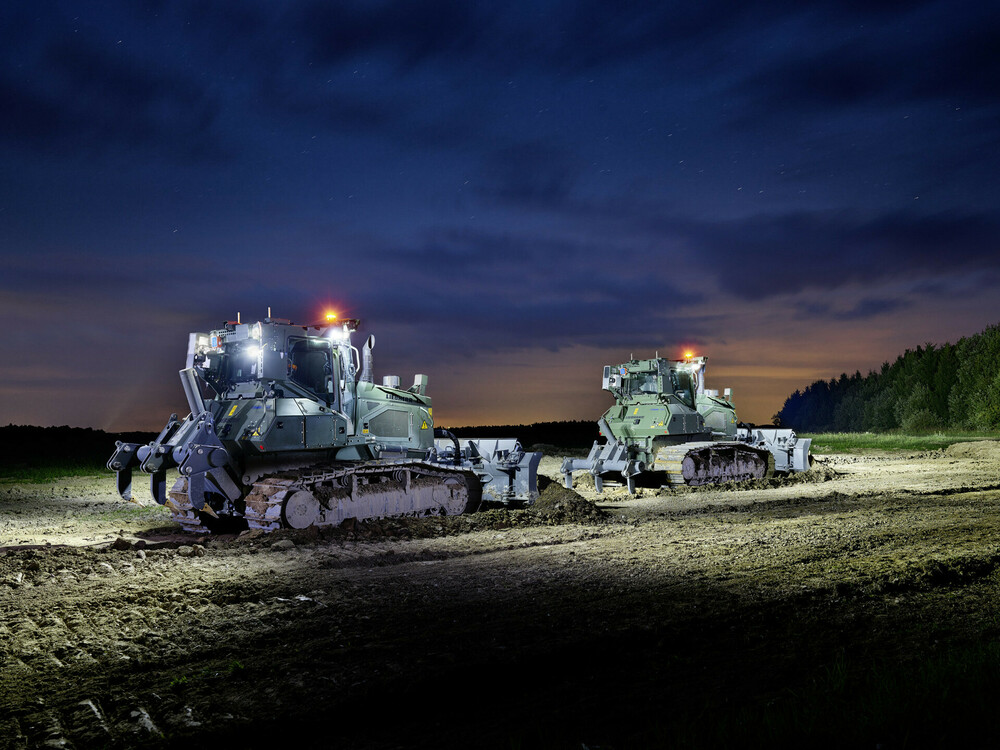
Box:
(2, 1), (999, 431)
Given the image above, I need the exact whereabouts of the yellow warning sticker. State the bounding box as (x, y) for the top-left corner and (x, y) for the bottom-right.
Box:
(228, 404), (238, 417)
(421, 421), (428, 429)
(633, 408), (639, 415)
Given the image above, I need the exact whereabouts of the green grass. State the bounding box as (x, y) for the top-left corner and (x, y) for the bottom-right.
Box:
(0, 462), (110, 483)
(804, 431), (996, 454)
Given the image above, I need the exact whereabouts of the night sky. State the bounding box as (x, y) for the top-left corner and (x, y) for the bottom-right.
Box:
(2, 1), (999, 432)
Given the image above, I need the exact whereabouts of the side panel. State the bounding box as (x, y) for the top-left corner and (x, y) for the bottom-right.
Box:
(304, 413), (348, 448)
(696, 395), (738, 439)
(368, 408), (409, 437)
(355, 383), (434, 451)
(258, 398), (349, 451)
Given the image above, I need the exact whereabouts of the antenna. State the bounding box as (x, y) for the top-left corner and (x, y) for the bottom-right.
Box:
(237, 311), (241, 324)
(267, 307), (271, 318)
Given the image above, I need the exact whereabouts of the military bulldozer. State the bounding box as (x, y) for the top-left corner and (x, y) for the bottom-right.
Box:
(561, 355), (811, 493)
(108, 314), (540, 533)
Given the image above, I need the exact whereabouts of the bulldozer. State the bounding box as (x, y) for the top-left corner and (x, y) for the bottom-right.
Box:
(561, 354), (811, 493)
(108, 314), (540, 532)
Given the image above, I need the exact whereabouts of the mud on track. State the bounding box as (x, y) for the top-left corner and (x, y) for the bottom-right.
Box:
(3, 444), (1000, 748)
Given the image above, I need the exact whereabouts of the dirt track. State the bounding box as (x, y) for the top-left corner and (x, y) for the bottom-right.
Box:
(4, 444), (1000, 748)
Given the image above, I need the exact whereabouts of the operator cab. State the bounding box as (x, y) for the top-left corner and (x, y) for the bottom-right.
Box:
(668, 369), (696, 408)
(623, 365), (696, 408)
(191, 321), (352, 412)
(287, 337), (338, 405)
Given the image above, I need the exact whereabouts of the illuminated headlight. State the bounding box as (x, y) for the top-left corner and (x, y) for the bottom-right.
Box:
(245, 345), (260, 359)
(326, 327), (348, 341)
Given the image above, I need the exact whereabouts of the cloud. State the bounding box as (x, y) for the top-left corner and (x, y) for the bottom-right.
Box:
(0, 79), (70, 144)
(293, 1), (480, 71)
(476, 142), (583, 208)
(0, 27), (224, 159)
(252, 202), (1000, 349)
(739, 42), (892, 115)
(729, 1), (1000, 123)
(229, 223), (705, 357)
(797, 296), (912, 322)
(690, 210), (1000, 300)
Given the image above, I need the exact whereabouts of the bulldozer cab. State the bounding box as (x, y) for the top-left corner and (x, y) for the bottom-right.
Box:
(287, 337), (339, 406)
(617, 362), (696, 409)
(668, 368), (696, 408)
(215, 342), (259, 385)
(629, 373), (659, 395)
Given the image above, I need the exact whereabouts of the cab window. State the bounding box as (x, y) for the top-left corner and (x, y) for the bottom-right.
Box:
(288, 339), (335, 398)
(670, 371), (695, 407)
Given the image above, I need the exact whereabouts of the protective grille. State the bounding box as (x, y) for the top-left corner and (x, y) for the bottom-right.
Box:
(368, 409), (409, 438)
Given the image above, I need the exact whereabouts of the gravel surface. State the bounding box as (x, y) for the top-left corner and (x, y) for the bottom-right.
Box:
(3, 444), (1000, 748)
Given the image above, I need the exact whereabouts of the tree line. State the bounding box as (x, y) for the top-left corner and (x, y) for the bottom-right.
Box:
(447, 420), (597, 449)
(774, 324), (1000, 433)
(0, 424), (158, 475)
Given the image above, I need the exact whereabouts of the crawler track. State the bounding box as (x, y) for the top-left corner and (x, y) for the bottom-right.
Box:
(166, 479), (212, 534)
(167, 460), (483, 533)
(653, 442), (771, 486)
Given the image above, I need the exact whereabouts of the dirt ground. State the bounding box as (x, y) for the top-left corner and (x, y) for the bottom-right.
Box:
(4, 444), (1000, 748)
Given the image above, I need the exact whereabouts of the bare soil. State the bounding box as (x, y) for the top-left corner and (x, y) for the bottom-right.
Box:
(4, 444), (1000, 748)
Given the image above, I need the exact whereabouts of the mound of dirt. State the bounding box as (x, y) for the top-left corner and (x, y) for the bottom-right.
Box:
(351, 508), (533, 538)
(800, 461), (843, 482)
(254, 491), (609, 544)
(944, 440), (1000, 460)
(530, 483), (608, 523)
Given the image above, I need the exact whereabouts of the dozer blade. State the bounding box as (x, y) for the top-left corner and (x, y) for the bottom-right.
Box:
(561, 438), (641, 494)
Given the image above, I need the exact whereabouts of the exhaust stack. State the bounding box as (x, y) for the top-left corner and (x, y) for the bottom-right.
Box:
(359, 334), (375, 384)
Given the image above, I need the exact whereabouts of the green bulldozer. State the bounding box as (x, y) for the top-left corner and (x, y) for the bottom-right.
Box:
(561, 355), (811, 493)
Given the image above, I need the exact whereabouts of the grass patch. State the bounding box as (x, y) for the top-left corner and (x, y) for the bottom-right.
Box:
(0, 462), (111, 483)
(804, 431), (995, 454)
